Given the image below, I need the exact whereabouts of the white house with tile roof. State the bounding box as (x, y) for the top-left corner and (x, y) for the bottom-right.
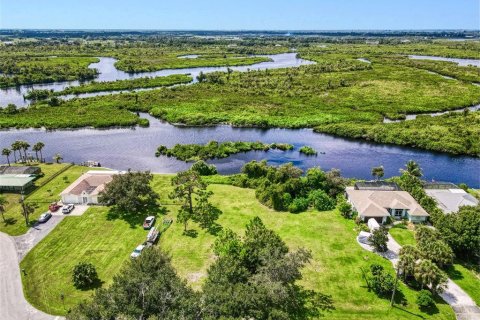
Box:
(61, 170), (120, 204)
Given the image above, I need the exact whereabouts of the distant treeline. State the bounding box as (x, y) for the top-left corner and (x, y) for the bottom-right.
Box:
(1, 29), (478, 39)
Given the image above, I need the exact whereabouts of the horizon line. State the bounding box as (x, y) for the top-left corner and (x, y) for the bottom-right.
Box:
(1, 28), (479, 32)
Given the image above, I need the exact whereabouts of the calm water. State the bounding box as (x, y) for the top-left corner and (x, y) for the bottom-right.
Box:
(0, 53), (314, 107)
(0, 114), (478, 187)
(383, 103), (480, 123)
(409, 55), (480, 67)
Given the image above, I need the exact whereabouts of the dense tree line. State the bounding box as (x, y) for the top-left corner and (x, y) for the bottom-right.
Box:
(224, 160), (347, 213)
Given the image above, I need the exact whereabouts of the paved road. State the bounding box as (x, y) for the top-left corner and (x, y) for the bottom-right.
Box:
(1, 216), (66, 320)
(0, 232), (62, 320)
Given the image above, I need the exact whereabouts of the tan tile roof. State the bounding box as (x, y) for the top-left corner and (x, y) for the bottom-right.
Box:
(346, 187), (429, 217)
(61, 171), (116, 196)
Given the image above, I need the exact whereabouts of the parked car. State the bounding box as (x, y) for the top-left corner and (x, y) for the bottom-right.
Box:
(130, 244), (145, 258)
(48, 202), (61, 212)
(38, 212), (52, 223)
(62, 204), (75, 214)
(143, 216), (155, 229)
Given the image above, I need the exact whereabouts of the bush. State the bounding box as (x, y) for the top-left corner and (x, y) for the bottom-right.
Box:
(308, 190), (335, 211)
(369, 264), (395, 296)
(72, 262), (99, 288)
(416, 290), (435, 308)
(191, 160), (218, 176)
(299, 145), (318, 156)
(337, 195), (353, 218)
(288, 197), (310, 213)
(369, 227), (389, 252)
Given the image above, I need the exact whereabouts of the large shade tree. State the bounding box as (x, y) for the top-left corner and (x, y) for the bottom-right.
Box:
(434, 205), (480, 258)
(99, 170), (159, 214)
(67, 248), (199, 320)
(202, 217), (334, 319)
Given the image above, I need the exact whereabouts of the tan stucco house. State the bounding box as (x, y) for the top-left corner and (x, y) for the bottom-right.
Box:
(346, 182), (429, 224)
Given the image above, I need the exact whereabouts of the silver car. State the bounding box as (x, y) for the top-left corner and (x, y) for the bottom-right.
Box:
(38, 212), (52, 223)
(130, 244), (145, 259)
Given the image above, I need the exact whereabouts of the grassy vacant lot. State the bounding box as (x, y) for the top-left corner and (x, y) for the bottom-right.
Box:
(22, 174), (455, 319)
(0, 164), (102, 235)
(21, 206), (147, 315)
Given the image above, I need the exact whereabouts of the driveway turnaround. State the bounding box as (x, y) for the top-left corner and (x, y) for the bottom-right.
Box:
(0, 231), (62, 320)
(357, 233), (480, 320)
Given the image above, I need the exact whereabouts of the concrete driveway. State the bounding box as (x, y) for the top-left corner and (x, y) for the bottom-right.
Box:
(51, 205), (89, 217)
(14, 216), (65, 260)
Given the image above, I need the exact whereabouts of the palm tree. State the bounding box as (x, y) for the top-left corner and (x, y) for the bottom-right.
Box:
(404, 160), (422, 178)
(32, 142), (45, 162)
(371, 166), (384, 181)
(414, 259), (447, 293)
(0, 195), (8, 222)
(421, 240), (454, 269)
(2, 148), (12, 166)
(20, 201), (36, 227)
(53, 153), (63, 164)
(399, 245), (419, 280)
(20, 141), (30, 163)
(11, 141), (21, 163)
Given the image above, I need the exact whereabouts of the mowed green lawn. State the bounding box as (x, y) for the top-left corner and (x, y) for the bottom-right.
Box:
(20, 206), (147, 315)
(389, 224), (416, 246)
(21, 175), (456, 319)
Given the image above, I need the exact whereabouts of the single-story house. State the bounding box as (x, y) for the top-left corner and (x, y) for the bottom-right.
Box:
(61, 171), (119, 205)
(0, 166), (41, 175)
(424, 183), (478, 214)
(0, 174), (36, 192)
(346, 186), (429, 224)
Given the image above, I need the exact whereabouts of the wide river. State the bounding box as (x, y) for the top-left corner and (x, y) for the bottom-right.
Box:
(0, 54), (479, 187)
(0, 113), (478, 187)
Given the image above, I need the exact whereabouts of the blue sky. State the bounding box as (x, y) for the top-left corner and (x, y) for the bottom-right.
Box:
(1, 0), (478, 30)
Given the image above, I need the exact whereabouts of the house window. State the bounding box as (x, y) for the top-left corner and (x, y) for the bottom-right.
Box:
(394, 209), (403, 217)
